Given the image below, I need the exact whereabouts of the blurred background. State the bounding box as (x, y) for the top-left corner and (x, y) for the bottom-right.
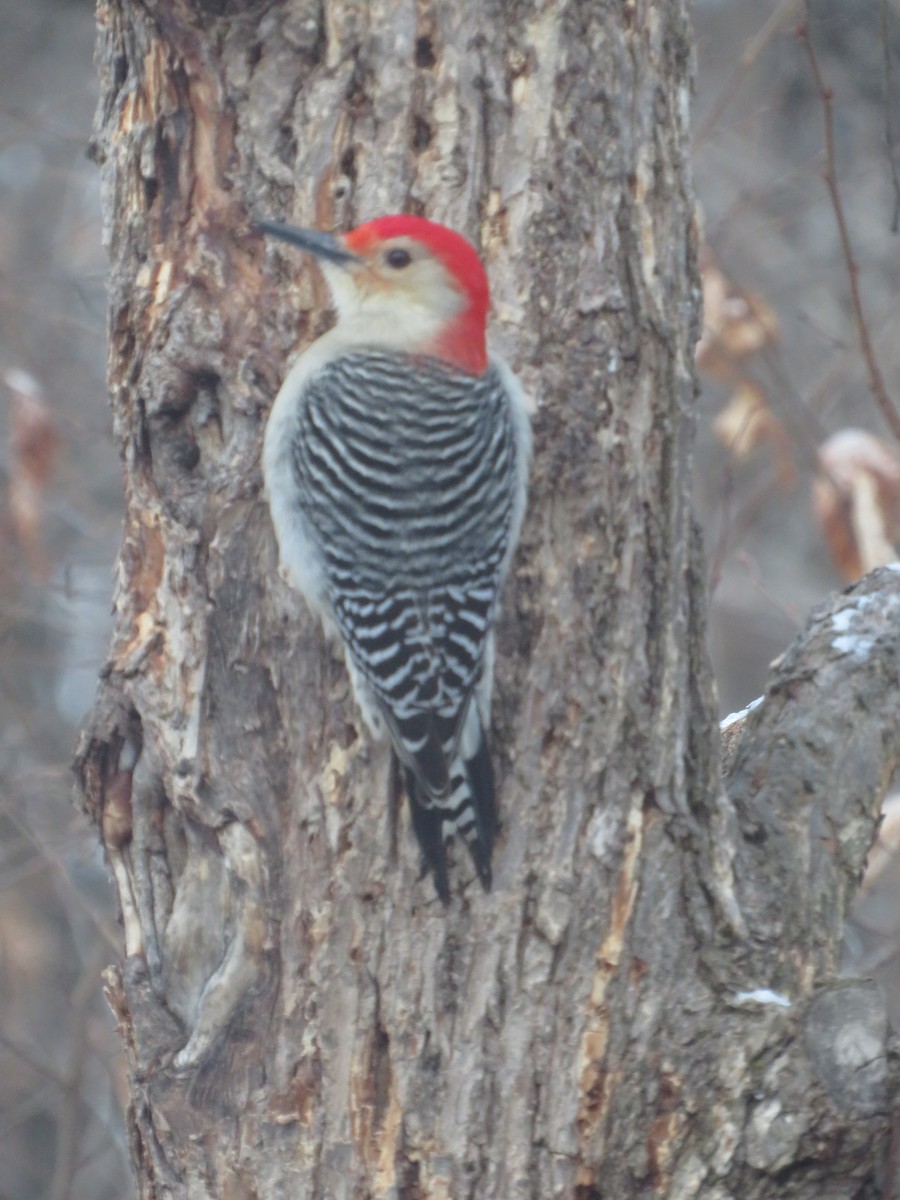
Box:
(1, 0), (898, 1195)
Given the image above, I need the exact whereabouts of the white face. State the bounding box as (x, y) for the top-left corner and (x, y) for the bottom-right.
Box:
(320, 236), (466, 353)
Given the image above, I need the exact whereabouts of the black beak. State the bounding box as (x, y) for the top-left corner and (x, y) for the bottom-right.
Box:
(254, 219), (360, 266)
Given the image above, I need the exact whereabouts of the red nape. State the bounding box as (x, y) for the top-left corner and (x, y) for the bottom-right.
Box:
(345, 215), (490, 374)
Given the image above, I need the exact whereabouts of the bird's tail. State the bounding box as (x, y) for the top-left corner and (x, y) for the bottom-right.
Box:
(395, 706), (497, 904)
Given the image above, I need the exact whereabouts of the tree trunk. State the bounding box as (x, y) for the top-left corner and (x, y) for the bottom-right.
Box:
(77, 1), (897, 1197)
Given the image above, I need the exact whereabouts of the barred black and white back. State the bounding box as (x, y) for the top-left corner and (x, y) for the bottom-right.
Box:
(264, 343), (530, 900)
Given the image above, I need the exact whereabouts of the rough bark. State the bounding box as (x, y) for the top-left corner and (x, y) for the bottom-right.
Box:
(77, 1), (897, 1198)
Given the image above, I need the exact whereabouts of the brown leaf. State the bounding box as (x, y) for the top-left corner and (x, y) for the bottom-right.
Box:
(813, 429), (900, 581)
(855, 792), (900, 898)
(696, 249), (780, 382)
(713, 381), (796, 488)
(5, 368), (59, 581)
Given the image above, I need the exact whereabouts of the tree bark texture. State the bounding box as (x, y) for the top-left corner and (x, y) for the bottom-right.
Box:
(77, 1), (897, 1197)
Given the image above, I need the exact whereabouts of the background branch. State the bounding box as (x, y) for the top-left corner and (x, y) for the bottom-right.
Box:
(800, 6), (900, 443)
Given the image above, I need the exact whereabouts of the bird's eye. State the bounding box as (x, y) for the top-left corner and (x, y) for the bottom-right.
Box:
(385, 247), (412, 269)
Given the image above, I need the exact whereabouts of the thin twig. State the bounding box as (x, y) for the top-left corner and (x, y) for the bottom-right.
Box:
(1, 806), (122, 954)
(800, 8), (900, 445)
(695, 0), (804, 147)
(881, 0), (900, 232)
(51, 943), (109, 1200)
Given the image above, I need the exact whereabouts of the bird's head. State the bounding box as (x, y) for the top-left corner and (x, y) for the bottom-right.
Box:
(257, 214), (490, 374)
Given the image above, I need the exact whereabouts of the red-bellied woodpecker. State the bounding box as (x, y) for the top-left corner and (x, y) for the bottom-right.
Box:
(259, 214), (531, 902)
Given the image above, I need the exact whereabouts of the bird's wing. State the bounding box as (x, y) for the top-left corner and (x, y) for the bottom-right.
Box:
(290, 350), (518, 787)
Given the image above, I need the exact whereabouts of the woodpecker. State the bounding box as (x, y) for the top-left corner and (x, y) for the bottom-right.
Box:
(259, 213), (531, 902)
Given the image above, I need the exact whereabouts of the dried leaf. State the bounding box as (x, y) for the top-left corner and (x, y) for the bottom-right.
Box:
(813, 429), (900, 581)
(713, 381), (796, 488)
(856, 793), (900, 898)
(5, 368), (59, 580)
(697, 250), (780, 382)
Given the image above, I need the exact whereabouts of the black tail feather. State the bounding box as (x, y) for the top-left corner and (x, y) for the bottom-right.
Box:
(463, 732), (497, 889)
(392, 716), (497, 903)
(401, 760), (451, 904)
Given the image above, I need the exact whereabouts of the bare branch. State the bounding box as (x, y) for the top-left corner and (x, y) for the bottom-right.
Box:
(800, 9), (900, 444)
(695, 0), (804, 146)
(726, 565), (900, 977)
(881, 0), (900, 233)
